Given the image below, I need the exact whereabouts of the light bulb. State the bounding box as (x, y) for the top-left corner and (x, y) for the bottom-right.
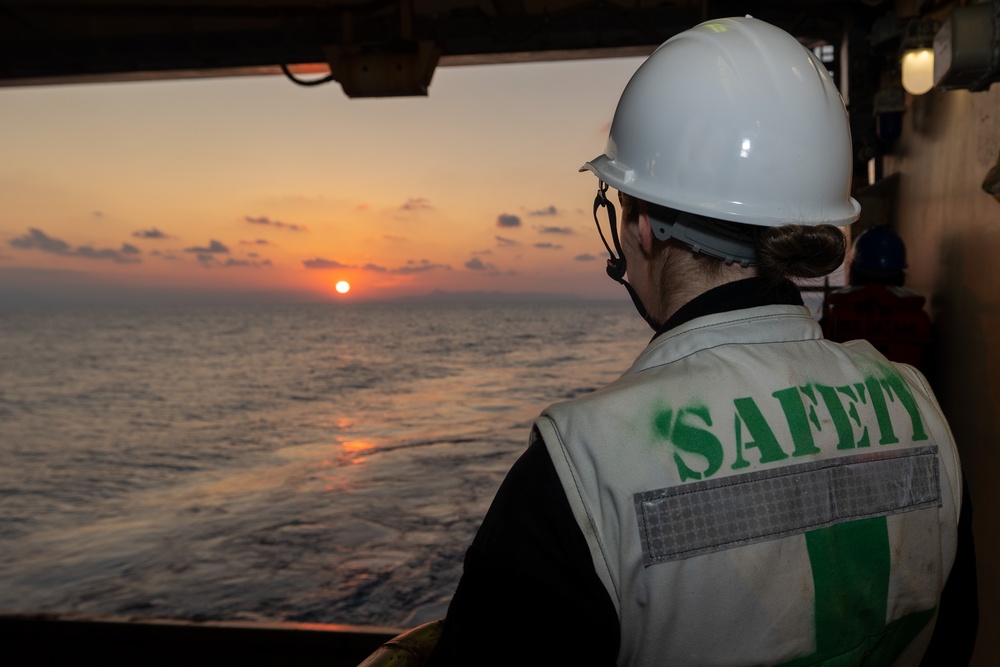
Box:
(901, 48), (935, 95)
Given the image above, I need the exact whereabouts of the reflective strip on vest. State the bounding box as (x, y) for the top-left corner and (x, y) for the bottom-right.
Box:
(635, 446), (941, 564)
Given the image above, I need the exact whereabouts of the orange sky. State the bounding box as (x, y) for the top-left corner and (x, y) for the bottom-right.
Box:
(0, 57), (646, 307)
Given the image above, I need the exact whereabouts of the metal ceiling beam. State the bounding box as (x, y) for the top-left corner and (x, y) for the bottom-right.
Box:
(0, 1), (862, 87)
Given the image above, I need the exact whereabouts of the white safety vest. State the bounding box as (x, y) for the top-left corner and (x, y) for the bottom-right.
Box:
(535, 304), (962, 666)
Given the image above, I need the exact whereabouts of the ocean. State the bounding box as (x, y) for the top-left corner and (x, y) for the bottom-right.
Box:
(0, 299), (650, 628)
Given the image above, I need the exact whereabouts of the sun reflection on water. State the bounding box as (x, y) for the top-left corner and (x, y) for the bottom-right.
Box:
(342, 439), (376, 465)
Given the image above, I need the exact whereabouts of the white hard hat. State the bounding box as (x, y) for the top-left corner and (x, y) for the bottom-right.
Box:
(582, 16), (861, 228)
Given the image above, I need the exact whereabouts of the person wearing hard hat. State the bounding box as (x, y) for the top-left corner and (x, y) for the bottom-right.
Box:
(849, 225), (910, 286)
(822, 226), (933, 374)
(427, 16), (977, 666)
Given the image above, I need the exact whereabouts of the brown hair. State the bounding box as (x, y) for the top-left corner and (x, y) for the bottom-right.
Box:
(619, 192), (846, 286)
(755, 225), (847, 286)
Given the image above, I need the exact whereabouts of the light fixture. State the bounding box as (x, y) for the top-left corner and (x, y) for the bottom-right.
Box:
(933, 1), (1000, 92)
(901, 48), (935, 94)
(323, 41), (440, 98)
(900, 18), (940, 95)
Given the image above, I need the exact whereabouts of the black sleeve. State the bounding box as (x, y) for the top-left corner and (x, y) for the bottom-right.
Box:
(426, 429), (620, 666)
(919, 473), (980, 666)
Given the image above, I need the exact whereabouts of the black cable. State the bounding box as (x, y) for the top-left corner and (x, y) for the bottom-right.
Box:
(280, 63), (337, 87)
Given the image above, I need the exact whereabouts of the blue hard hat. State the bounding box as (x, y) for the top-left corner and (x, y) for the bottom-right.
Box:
(851, 226), (907, 271)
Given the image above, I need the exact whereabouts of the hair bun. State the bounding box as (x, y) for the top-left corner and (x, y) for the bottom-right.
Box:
(756, 225), (847, 283)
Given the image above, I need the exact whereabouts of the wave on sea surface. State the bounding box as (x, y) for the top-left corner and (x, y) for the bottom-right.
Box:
(0, 299), (649, 626)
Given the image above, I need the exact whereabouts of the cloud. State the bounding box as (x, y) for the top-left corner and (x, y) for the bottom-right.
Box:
(9, 228), (71, 254)
(303, 257), (450, 274)
(194, 253), (272, 268)
(244, 215), (307, 232)
(496, 236), (520, 247)
(224, 258), (272, 268)
(537, 226), (574, 235)
(184, 240), (229, 254)
(465, 257), (497, 271)
(390, 259), (449, 274)
(240, 239), (271, 245)
(534, 242), (563, 250)
(528, 205), (559, 216)
(186, 242), (258, 267)
(370, 260), (450, 274)
(574, 253), (598, 261)
(303, 258), (351, 269)
(496, 214), (521, 228)
(69, 243), (142, 264)
(133, 227), (168, 239)
(401, 198), (432, 211)
(8, 228), (141, 264)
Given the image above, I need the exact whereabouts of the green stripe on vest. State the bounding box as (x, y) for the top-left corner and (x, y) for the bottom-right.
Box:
(779, 517), (936, 666)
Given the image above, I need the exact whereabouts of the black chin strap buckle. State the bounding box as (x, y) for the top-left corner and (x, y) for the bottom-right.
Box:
(592, 182), (626, 283)
(591, 182), (663, 332)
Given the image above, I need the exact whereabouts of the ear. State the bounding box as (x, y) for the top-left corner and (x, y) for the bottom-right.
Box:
(637, 207), (655, 256)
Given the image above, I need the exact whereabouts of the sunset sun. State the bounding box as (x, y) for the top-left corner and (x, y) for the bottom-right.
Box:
(335, 280), (351, 294)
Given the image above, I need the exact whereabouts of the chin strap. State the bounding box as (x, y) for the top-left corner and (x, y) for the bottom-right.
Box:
(592, 183), (663, 332)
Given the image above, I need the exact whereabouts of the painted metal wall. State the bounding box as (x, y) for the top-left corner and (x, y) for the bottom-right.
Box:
(883, 83), (1000, 666)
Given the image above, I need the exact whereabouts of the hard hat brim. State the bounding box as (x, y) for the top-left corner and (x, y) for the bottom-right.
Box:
(582, 153), (861, 228)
